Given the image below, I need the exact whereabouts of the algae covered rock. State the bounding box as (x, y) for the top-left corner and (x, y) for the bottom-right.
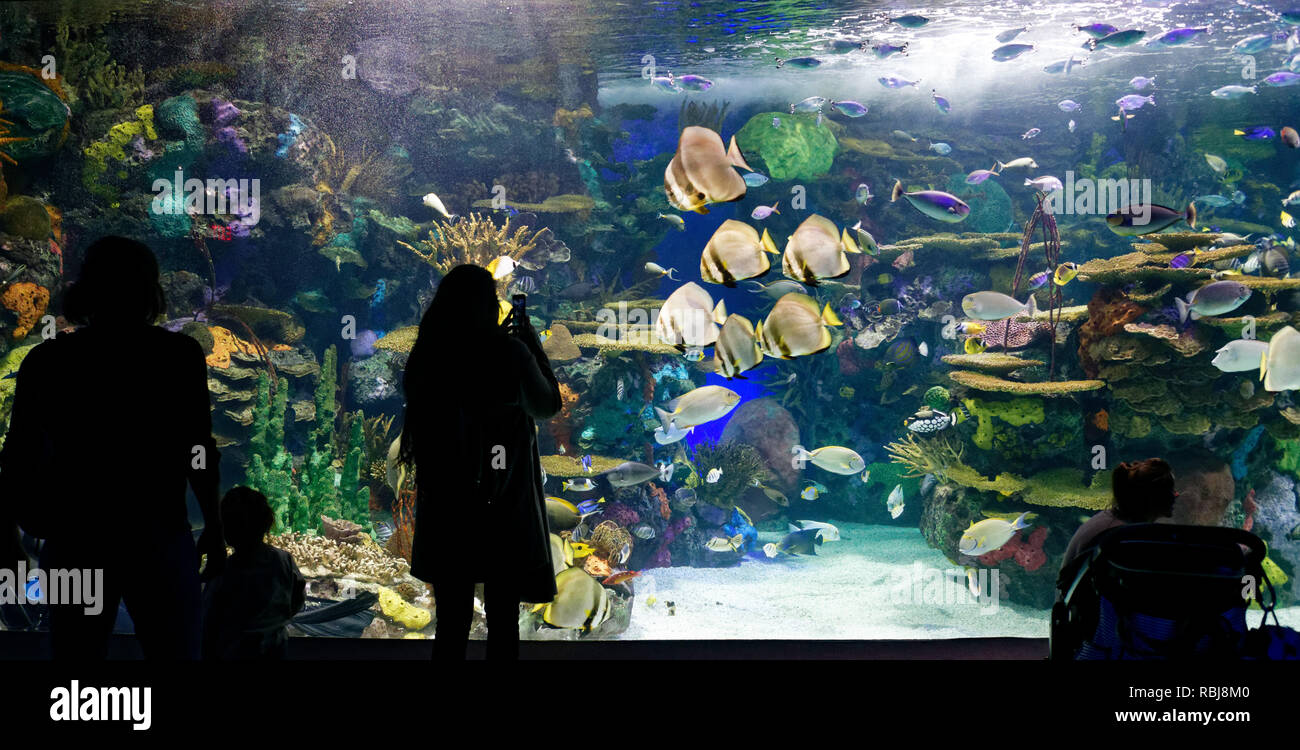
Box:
(0, 196), (51, 240)
(720, 396), (801, 490)
(735, 111), (836, 181)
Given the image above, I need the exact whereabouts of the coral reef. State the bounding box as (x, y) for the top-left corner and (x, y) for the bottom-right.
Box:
(947, 370), (1105, 395)
(0, 281), (48, 339)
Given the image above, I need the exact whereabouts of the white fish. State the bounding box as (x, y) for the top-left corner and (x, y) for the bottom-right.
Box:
(645, 262), (679, 279)
(1210, 85), (1257, 99)
(654, 384), (741, 430)
(958, 512), (1031, 556)
(654, 422), (693, 445)
(794, 444), (866, 475)
(790, 520), (841, 542)
(422, 192), (456, 219)
(918, 341), (929, 357)
(1264, 326), (1300, 392)
(1057, 99), (1081, 111)
(658, 462), (675, 482)
(1211, 339), (1270, 373)
(746, 279), (809, 298)
(1205, 153), (1228, 173)
(1130, 75), (1156, 89)
(616, 378), (625, 400)
(962, 291), (1039, 320)
(655, 281), (724, 347)
(886, 485), (904, 519)
(1068, 119), (1076, 133)
(706, 468), (723, 483)
(995, 157), (1038, 170)
(562, 478), (596, 492)
(1021, 128), (1041, 139)
(1024, 176), (1064, 192)
(485, 255), (516, 280)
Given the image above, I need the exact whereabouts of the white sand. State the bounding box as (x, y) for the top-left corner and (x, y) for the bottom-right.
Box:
(612, 521), (1300, 641)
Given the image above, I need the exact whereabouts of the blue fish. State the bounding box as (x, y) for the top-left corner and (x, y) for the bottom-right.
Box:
(1074, 23), (1118, 39)
(743, 172), (770, 187)
(992, 43), (1036, 61)
(1145, 27), (1211, 48)
(1027, 270), (1052, 289)
(575, 498), (605, 515)
(872, 42), (908, 59)
(581, 454), (593, 472)
(1169, 251), (1197, 269)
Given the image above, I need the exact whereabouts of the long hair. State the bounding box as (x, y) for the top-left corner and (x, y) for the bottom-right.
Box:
(399, 264), (500, 466)
(63, 236), (166, 325)
(1111, 458), (1176, 522)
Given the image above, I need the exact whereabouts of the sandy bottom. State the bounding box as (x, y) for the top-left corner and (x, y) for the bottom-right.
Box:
(614, 522), (1300, 641)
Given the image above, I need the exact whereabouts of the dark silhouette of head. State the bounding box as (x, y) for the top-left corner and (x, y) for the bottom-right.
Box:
(62, 236), (166, 326)
(220, 485), (275, 552)
(400, 264), (501, 464)
(1112, 458), (1176, 522)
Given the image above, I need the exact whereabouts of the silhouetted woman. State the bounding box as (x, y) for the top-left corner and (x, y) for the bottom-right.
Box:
(1062, 458), (1177, 566)
(400, 264), (560, 660)
(0, 236), (223, 659)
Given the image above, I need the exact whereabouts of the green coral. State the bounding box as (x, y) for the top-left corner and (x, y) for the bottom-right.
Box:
(735, 111), (837, 181)
(962, 396), (1045, 451)
(923, 386), (951, 411)
(1021, 468), (1113, 510)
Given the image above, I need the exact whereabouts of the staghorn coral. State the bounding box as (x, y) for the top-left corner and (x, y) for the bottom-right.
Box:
(398, 213), (542, 285)
(1, 282), (49, 339)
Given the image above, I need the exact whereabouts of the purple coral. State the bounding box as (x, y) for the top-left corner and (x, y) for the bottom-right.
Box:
(211, 97), (241, 126)
(215, 126), (248, 155)
(602, 502), (640, 528)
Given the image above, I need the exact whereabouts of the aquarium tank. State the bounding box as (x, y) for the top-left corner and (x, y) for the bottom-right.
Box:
(0, 0), (1299, 642)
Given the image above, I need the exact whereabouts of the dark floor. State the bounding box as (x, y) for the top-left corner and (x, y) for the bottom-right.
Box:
(0, 631), (1048, 659)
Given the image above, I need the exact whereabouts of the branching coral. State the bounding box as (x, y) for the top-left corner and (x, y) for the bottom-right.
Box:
(398, 213), (542, 282)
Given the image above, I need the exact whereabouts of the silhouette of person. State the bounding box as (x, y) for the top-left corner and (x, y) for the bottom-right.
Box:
(0, 236), (223, 659)
(400, 263), (560, 660)
(201, 486), (305, 659)
(1062, 458), (1177, 566)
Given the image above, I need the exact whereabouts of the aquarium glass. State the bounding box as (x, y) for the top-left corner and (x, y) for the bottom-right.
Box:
(2, 0), (1300, 641)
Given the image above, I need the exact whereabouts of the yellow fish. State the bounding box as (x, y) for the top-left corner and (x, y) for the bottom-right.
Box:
(1283, 210), (1296, 229)
(964, 337), (986, 354)
(1053, 261), (1080, 286)
(839, 386), (855, 399)
(569, 542), (595, 558)
(957, 321), (985, 335)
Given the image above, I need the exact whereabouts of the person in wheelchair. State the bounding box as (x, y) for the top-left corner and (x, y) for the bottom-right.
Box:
(1062, 459), (1176, 567)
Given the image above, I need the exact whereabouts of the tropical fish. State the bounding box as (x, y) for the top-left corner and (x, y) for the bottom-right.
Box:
(929, 141), (952, 155)
(790, 96), (827, 114)
(677, 74), (713, 91)
(781, 214), (859, 284)
(1284, 190), (1300, 207)
(700, 220), (777, 287)
(422, 192), (456, 219)
(292, 290), (335, 313)
(1195, 195), (1233, 208)
(879, 76), (920, 89)
(1266, 248), (1292, 277)
(1264, 326), (1300, 392)
(1105, 203), (1196, 236)
(1145, 27), (1210, 48)
(645, 262), (679, 280)
(962, 291), (1038, 321)
(746, 278), (808, 298)
(663, 126), (751, 214)
(768, 528), (823, 556)
(851, 221), (880, 256)
(485, 255), (516, 280)
(1235, 126), (1276, 141)
(537, 567), (610, 630)
(1265, 71), (1300, 87)
(657, 213), (685, 231)
(751, 202), (781, 220)
(800, 484), (825, 501)
(651, 74), (681, 92)
(871, 42), (909, 59)
(656, 281), (725, 347)
(905, 407), (962, 434)
(963, 338), (986, 354)
(1176, 280), (1252, 322)
(757, 292), (841, 359)
(775, 56), (823, 69)
(1054, 262), (1080, 286)
(705, 468), (723, 484)
(602, 571), (641, 586)
(966, 168), (999, 184)
(1130, 75), (1156, 89)
(581, 454), (594, 473)
(829, 99), (869, 117)
(1116, 94), (1154, 111)
(653, 421), (693, 445)
(992, 43), (1035, 61)
(1043, 57), (1084, 74)
(1074, 23), (1118, 39)
(1024, 176), (1063, 192)
(886, 485), (905, 519)
(855, 183), (873, 204)
(1205, 153), (1228, 173)
(958, 512), (1031, 556)
(995, 157), (1038, 170)
(605, 461), (658, 488)
(562, 478), (596, 493)
(654, 384), (741, 430)
(1068, 119), (1076, 133)
(893, 129), (918, 142)
(714, 314), (764, 379)
(682, 347), (706, 362)
(828, 38), (867, 53)
(1169, 250), (1198, 269)
(1232, 33), (1278, 55)
(630, 523), (656, 540)
(790, 520), (841, 542)
(547, 497), (598, 531)
(892, 13), (929, 27)
(932, 90), (951, 113)
(743, 172), (770, 187)
(996, 26), (1028, 43)
(794, 445), (866, 475)
(1058, 99), (1081, 112)
(1021, 128), (1041, 140)
(575, 497), (605, 515)
(891, 180), (970, 223)
(1027, 269), (1052, 289)
(1086, 29), (1146, 50)
(1283, 127), (1300, 148)
(705, 534), (747, 552)
(1210, 85), (1257, 99)
(1284, 210), (1297, 229)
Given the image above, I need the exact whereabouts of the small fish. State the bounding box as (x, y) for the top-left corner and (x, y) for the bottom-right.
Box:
(855, 183), (873, 204)
(645, 262), (679, 279)
(678, 74), (714, 91)
(1130, 75), (1156, 89)
(772, 116), (781, 129)
(877, 298), (902, 315)
(1284, 190), (1300, 207)
(891, 180), (970, 223)
(615, 379), (625, 401)
(1283, 127), (1300, 148)
(657, 212), (686, 230)
(422, 192), (456, 219)
(962, 291), (1038, 320)
(791, 95), (828, 114)
(705, 533), (746, 552)
(1068, 120), (1076, 133)
(1024, 175), (1063, 192)
(705, 467), (723, 484)
(575, 497), (605, 515)
(1116, 94), (1154, 111)
(886, 485), (905, 519)
(1196, 194), (1232, 207)
(992, 43), (1035, 61)
(829, 99), (869, 117)
(1027, 269), (1052, 289)
(1058, 99), (1081, 112)
(932, 90), (951, 113)
(562, 478), (596, 492)
(963, 338), (986, 354)
(1021, 127), (1041, 140)
(1043, 57), (1083, 74)
(929, 141), (952, 155)
(851, 221), (879, 256)
(1145, 27), (1210, 48)
(1210, 85), (1257, 99)
(828, 38), (867, 53)
(485, 255), (516, 280)
(879, 76), (920, 89)
(1233, 33), (1278, 55)
(743, 172), (770, 187)
(631, 523), (656, 540)
(800, 485), (823, 501)
(995, 157), (1037, 170)
(1086, 29), (1146, 50)
(602, 571), (641, 586)
(966, 568), (981, 596)
(918, 342), (929, 357)
(891, 14), (929, 28)
(747, 279), (809, 298)
(790, 520), (841, 542)
(1054, 262), (1080, 286)
(1205, 153), (1228, 173)
(581, 454), (593, 472)
(860, 469), (871, 483)
(775, 56), (823, 69)
(651, 74), (681, 92)
(871, 42), (908, 59)
(1235, 126), (1276, 141)
(683, 347), (706, 362)
(966, 168), (998, 185)
(1170, 250), (1198, 269)
(657, 462), (674, 483)
(905, 408), (961, 434)
(1285, 211), (1297, 229)
(996, 26), (1028, 43)
(957, 321), (985, 335)
(751, 201), (781, 220)
(1074, 23), (1118, 39)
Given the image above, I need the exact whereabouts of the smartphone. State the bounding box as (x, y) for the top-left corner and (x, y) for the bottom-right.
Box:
(511, 294), (527, 334)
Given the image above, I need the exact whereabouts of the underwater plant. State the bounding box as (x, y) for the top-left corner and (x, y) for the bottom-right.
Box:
(53, 23), (145, 111)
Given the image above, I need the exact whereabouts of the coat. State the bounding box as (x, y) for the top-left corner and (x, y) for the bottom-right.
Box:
(408, 330), (561, 604)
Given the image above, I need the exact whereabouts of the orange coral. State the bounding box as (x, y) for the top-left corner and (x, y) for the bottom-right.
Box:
(583, 554), (612, 578)
(648, 482), (670, 521)
(548, 381), (581, 455)
(1, 281), (49, 339)
(1091, 409), (1109, 432)
(204, 324), (261, 368)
